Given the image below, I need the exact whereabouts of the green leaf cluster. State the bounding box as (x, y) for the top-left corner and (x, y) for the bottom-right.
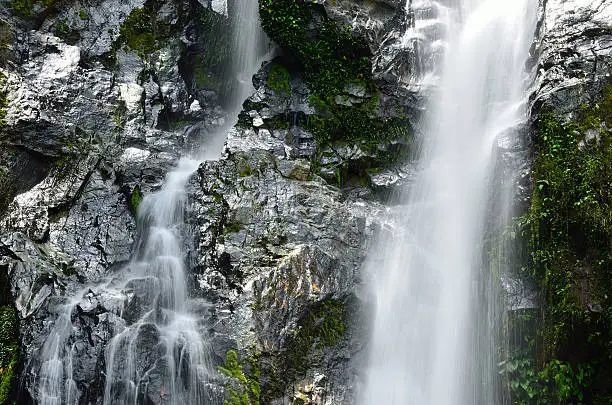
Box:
(258, 0), (413, 175)
(501, 354), (594, 405)
(259, 0), (372, 98)
(219, 350), (261, 405)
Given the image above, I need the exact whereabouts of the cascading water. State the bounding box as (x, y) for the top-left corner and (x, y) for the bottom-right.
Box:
(102, 158), (210, 404)
(35, 1), (267, 404)
(360, 0), (536, 404)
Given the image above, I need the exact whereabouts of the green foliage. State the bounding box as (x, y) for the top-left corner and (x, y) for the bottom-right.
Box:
(130, 186), (143, 215)
(9, 0), (57, 18)
(516, 85), (612, 403)
(501, 353), (594, 405)
(305, 96), (409, 148)
(0, 306), (18, 405)
(280, 299), (346, 382)
(117, 7), (158, 59)
(259, 0), (371, 98)
(78, 8), (88, 20)
(219, 350), (261, 405)
(267, 64), (290, 95)
(259, 0), (310, 50)
(258, 0), (413, 179)
(54, 18), (70, 38)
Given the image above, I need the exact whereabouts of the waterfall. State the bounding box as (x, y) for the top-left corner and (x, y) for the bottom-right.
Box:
(35, 2), (267, 404)
(359, 0), (537, 404)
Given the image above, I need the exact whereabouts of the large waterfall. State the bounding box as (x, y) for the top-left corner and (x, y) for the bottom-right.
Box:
(35, 2), (266, 404)
(359, 0), (537, 403)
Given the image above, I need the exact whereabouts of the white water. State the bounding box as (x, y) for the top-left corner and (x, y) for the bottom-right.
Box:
(37, 1), (266, 404)
(360, 0), (536, 404)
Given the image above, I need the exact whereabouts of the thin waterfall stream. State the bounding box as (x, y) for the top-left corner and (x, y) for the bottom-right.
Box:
(360, 0), (537, 404)
(36, 1), (267, 404)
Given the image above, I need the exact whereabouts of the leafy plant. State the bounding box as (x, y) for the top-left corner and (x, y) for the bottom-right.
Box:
(514, 84), (612, 403)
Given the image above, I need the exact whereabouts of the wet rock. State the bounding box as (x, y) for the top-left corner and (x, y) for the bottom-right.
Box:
(531, 0), (612, 115)
(0, 0), (232, 402)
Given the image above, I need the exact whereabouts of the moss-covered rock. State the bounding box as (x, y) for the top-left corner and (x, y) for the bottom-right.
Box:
(257, 0), (412, 191)
(259, 298), (348, 402)
(509, 85), (612, 404)
(0, 264), (18, 405)
(112, 0), (183, 61)
(0, 306), (18, 405)
(9, 0), (58, 18)
(219, 350), (261, 405)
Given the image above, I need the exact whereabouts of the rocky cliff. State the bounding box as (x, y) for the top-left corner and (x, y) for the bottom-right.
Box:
(501, 0), (612, 403)
(0, 0), (610, 404)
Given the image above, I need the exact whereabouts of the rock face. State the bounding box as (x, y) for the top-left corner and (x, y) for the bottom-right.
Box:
(0, 0), (232, 402)
(0, 0), (406, 402)
(498, 1), (612, 404)
(531, 0), (612, 115)
(493, 0), (612, 312)
(0, 0), (610, 404)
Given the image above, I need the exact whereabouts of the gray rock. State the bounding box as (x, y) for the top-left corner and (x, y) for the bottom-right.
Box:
(530, 0), (612, 115)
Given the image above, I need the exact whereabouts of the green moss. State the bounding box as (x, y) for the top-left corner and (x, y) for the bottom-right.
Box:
(117, 7), (158, 58)
(219, 350), (261, 405)
(189, 8), (232, 95)
(53, 18), (70, 38)
(224, 221), (243, 234)
(514, 84), (612, 404)
(305, 97), (410, 148)
(272, 298), (346, 395)
(79, 8), (88, 20)
(267, 64), (290, 95)
(265, 115), (290, 130)
(112, 1), (181, 62)
(130, 186), (143, 215)
(9, 0), (57, 18)
(0, 306), (18, 405)
(238, 164), (253, 178)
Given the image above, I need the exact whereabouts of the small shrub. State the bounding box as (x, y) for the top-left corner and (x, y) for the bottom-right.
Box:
(267, 64), (290, 95)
